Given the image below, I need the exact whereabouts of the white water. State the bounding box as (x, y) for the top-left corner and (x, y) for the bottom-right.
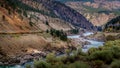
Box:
(67, 32), (104, 52)
(67, 35), (80, 38)
(67, 32), (94, 39)
(83, 32), (94, 36)
(82, 40), (104, 52)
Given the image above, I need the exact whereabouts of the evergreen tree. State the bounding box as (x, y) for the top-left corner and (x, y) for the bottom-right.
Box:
(45, 21), (49, 26)
(2, 15), (5, 21)
(50, 28), (68, 41)
(29, 22), (33, 27)
(46, 29), (49, 33)
(55, 30), (60, 37)
(50, 28), (54, 36)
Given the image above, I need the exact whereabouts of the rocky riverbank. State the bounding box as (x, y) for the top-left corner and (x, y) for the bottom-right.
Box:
(0, 44), (77, 65)
(84, 32), (106, 42)
(0, 32), (103, 65)
(0, 39), (90, 65)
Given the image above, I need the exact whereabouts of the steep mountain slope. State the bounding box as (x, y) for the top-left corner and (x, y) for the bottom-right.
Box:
(60, 0), (120, 26)
(1, 0), (96, 31)
(0, 0), (37, 33)
(104, 16), (120, 32)
(0, 0), (74, 65)
(20, 0), (95, 30)
(0, 0), (73, 32)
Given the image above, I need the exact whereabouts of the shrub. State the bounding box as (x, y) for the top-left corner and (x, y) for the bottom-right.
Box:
(89, 50), (113, 64)
(92, 60), (104, 68)
(52, 63), (67, 68)
(68, 61), (90, 68)
(88, 48), (97, 55)
(65, 49), (71, 56)
(26, 64), (31, 68)
(46, 53), (57, 64)
(34, 60), (51, 68)
(111, 46), (120, 58)
(105, 40), (120, 47)
(110, 60), (120, 68)
(76, 48), (82, 55)
(106, 35), (116, 41)
(67, 55), (76, 63)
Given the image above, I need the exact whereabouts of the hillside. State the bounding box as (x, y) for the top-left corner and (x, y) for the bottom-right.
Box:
(0, 0), (75, 65)
(104, 16), (120, 32)
(0, 0), (120, 67)
(0, 0), (98, 65)
(0, 0), (73, 32)
(0, 0), (96, 31)
(60, 0), (120, 26)
(28, 0), (96, 30)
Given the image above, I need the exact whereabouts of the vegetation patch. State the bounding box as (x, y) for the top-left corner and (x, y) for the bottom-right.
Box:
(28, 40), (120, 68)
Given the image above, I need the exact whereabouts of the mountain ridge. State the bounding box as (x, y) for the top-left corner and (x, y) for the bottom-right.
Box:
(21, 0), (96, 30)
(0, 0), (96, 32)
(62, 0), (120, 27)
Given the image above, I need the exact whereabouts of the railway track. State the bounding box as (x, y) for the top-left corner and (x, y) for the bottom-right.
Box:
(0, 31), (44, 35)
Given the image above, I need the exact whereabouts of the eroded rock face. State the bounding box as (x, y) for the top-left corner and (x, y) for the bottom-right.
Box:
(84, 13), (115, 26)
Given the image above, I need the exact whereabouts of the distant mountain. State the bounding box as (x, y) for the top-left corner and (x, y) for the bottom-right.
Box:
(59, 0), (120, 27)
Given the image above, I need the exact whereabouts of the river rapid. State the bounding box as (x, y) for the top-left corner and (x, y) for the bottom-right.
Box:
(68, 32), (104, 52)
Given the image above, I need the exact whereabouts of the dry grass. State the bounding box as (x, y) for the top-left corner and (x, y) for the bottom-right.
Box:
(0, 33), (68, 57)
(104, 32), (120, 36)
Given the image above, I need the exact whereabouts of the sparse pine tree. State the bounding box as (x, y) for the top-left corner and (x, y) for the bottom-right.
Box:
(29, 22), (33, 27)
(46, 21), (49, 26)
(50, 28), (54, 36)
(2, 15), (5, 21)
(46, 29), (49, 33)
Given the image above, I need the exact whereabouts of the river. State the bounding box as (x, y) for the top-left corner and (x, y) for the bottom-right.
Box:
(0, 32), (104, 68)
(68, 32), (104, 52)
